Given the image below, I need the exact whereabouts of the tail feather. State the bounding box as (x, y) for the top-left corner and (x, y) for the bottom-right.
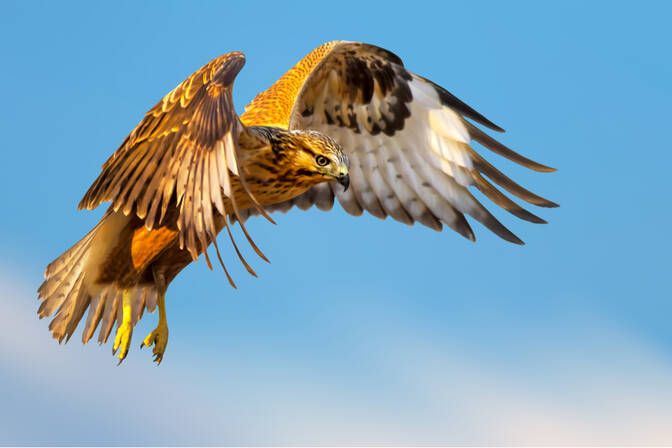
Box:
(37, 240), (92, 317)
(37, 212), (159, 346)
(145, 288), (158, 313)
(131, 288), (147, 326)
(64, 277), (93, 343)
(82, 287), (108, 344)
(43, 229), (98, 278)
(47, 271), (85, 343)
(98, 289), (121, 344)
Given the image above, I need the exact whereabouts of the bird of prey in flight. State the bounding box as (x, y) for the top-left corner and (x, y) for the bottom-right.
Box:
(37, 41), (557, 364)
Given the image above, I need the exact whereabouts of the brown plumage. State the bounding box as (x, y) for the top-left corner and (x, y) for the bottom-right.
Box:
(38, 41), (556, 364)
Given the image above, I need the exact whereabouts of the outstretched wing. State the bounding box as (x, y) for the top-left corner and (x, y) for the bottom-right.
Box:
(240, 41), (557, 243)
(80, 52), (265, 261)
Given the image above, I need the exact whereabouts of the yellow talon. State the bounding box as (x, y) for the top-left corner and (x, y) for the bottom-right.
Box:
(112, 290), (133, 364)
(140, 291), (169, 364)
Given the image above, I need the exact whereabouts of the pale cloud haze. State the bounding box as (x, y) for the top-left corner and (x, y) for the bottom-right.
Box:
(2, 269), (671, 445)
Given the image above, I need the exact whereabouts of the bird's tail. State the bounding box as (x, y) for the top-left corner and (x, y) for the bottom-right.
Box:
(37, 211), (160, 345)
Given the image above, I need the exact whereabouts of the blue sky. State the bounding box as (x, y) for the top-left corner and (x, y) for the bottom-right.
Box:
(1, 0), (671, 444)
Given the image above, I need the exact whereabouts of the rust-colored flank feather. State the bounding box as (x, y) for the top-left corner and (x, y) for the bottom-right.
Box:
(37, 40), (557, 364)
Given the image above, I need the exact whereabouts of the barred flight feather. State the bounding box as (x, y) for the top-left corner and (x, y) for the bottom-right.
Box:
(241, 41), (557, 244)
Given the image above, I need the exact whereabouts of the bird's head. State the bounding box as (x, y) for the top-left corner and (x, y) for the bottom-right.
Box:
(280, 129), (350, 190)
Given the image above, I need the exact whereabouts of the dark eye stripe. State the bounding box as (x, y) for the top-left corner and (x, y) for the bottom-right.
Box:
(296, 168), (317, 177)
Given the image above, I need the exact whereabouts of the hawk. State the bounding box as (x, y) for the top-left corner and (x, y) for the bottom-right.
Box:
(37, 41), (557, 364)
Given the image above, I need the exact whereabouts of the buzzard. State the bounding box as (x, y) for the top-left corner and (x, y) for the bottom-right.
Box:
(38, 41), (557, 364)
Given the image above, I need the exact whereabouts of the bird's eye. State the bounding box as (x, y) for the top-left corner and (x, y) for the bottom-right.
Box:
(315, 155), (330, 167)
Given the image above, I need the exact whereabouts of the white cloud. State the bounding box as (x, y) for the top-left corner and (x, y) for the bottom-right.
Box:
(2, 268), (672, 444)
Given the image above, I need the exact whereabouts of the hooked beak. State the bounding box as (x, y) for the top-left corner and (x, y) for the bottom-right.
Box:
(337, 173), (350, 191)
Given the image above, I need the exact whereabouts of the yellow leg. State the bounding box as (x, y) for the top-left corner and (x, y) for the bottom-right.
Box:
(112, 289), (133, 364)
(141, 291), (169, 364)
